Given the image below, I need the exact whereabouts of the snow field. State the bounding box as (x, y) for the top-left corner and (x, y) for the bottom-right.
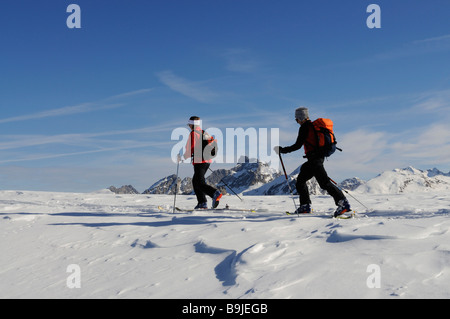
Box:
(1, 190), (449, 298)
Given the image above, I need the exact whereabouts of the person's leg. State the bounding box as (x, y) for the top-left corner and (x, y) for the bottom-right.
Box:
(193, 164), (208, 204)
(193, 163), (218, 199)
(296, 161), (314, 205)
(311, 158), (346, 205)
(197, 163), (217, 198)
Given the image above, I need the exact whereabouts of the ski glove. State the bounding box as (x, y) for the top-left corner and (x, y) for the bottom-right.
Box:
(274, 146), (285, 155)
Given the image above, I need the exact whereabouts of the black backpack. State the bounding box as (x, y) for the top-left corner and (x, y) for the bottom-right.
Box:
(193, 130), (218, 161)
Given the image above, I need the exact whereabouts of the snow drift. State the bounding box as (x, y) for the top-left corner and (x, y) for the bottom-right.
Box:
(1, 189), (449, 299)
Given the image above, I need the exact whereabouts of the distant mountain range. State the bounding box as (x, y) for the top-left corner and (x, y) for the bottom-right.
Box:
(138, 157), (281, 195)
(109, 162), (450, 195)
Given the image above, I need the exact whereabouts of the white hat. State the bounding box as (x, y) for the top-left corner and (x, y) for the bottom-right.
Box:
(187, 116), (202, 126)
(187, 119), (202, 126)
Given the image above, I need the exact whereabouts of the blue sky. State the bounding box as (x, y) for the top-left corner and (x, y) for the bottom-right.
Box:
(0, 0), (450, 192)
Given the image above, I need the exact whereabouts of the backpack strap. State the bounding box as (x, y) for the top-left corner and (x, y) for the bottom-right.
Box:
(190, 129), (204, 161)
(304, 123), (322, 158)
(191, 129), (215, 161)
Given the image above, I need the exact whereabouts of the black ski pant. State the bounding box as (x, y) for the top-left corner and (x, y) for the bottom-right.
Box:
(193, 163), (217, 204)
(296, 157), (346, 206)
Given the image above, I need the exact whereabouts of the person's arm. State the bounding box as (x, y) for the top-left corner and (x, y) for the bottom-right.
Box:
(280, 124), (308, 154)
(183, 131), (194, 160)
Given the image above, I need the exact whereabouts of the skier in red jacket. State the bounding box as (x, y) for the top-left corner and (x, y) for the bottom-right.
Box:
(179, 116), (222, 209)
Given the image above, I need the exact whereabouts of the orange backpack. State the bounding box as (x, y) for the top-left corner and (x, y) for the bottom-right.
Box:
(306, 118), (342, 157)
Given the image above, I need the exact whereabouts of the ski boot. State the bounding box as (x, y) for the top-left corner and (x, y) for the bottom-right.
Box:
(212, 191), (223, 209)
(334, 199), (351, 217)
(194, 202), (208, 210)
(295, 204), (312, 214)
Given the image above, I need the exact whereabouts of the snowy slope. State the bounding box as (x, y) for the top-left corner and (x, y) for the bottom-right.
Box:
(356, 167), (450, 194)
(1, 189), (450, 299)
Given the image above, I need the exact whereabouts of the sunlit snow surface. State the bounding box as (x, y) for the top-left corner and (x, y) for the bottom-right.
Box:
(1, 190), (449, 298)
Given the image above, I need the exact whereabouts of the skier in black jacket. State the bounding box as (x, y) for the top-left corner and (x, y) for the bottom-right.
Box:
(275, 107), (351, 217)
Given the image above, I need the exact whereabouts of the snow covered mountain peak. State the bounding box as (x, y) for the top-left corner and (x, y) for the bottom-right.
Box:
(141, 158), (281, 195)
(111, 164), (450, 196)
(357, 166), (450, 194)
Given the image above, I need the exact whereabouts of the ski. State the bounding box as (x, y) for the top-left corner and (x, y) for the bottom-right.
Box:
(333, 211), (357, 219)
(285, 207), (322, 216)
(285, 210), (357, 219)
(174, 206), (260, 213)
(334, 214), (353, 219)
(285, 211), (312, 216)
(285, 211), (329, 218)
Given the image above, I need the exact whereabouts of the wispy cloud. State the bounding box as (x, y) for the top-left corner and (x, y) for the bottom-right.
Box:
(391, 124), (450, 164)
(106, 88), (154, 100)
(327, 119), (450, 181)
(413, 34), (450, 44)
(222, 48), (261, 73)
(326, 129), (392, 178)
(156, 70), (219, 103)
(0, 88), (154, 124)
(331, 34), (450, 70)
(0, 103), (122, 124)
(411, 88), (450, 113)
(372, 34), (450, 62)
(0, 122), (178, 152)
(0, 141), (166, 165)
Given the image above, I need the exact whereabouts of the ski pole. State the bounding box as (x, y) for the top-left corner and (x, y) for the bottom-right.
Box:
(208, 167), (243, 201)
(172, 156), (181, 214)
(329, 178), (371, 211)
(279, 153), (299, 214)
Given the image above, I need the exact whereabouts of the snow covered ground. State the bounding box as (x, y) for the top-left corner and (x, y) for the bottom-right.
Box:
(1, 189), (449, 299)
